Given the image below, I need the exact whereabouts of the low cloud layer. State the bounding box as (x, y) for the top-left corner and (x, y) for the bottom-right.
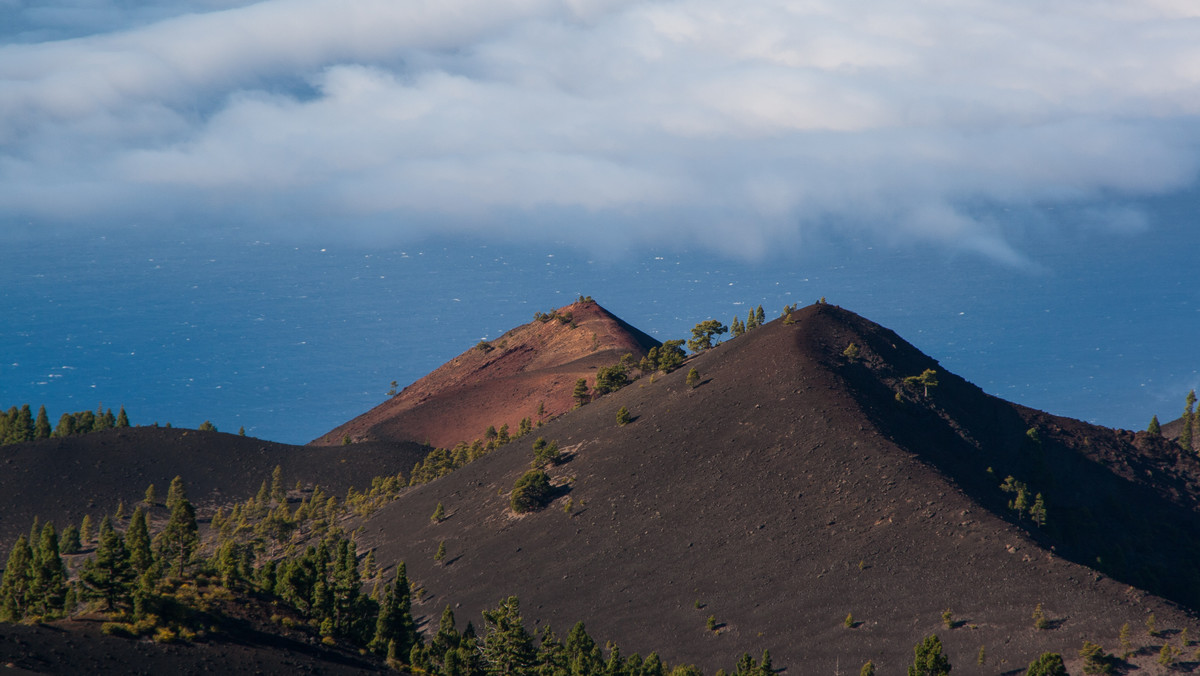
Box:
(3, 0), (1199, 259)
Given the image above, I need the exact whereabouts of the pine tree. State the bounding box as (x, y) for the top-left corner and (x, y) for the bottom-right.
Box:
(686, 368), (700, 389)
(79, 514), (93, 546)
(606, 643), (625, 676)
(53, 413), (74, 438)
(1032, 603), (1049, 630)
(1025, 653), (1067, 676)
(481, 595), (536, 676)
(860, 661), (876, 676)
(1148, 415), (1162, 436)
(657, 340), (686, 372)
(730, 316), (744, 337)
(92, 405), (110, 432)
(271, 465), (286, 504)
(60, 525), (81, 555)
(1031, 494), (1047, 527)
(115, 406), (129, 428)
(904, 369), (939, 398)
(758, 650), (773, 676)
(31, 523), (67, 616)
(510, 470), (552, 513)
(908, 634), (951, 676)
(371, 562), (417, 658)
(687, 320), (728, 352)
(12, 405), (33, 443)
(1183, 390), (1197, 451)
(255, 480), (271, 512)
(165, 475), (186, 512)
(0, 535), (34, 620)
(80, 517), (134, 611)
(573, 379), (591, 408)
(156, 496), (198, 578)
(1158, 643), (1177, 668)
(431, 502), (446, 523)
(755, 305), (765, 326)
(330, 539), (361, 635)
(34, 406), (51, 440)
(566, 621), (604, 675)
(126, 507), (153, 575)
(1078, 640), (1112, 675)
(435, 541), (447, 564)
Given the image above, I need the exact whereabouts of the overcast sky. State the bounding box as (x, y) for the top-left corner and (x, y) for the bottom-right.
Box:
(3, 0), (1199, 260)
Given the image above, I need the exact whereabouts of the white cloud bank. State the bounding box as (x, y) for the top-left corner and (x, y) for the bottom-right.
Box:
(2, 0), (1200, 259)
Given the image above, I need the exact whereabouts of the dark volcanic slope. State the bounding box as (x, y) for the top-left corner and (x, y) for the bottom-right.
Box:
(313, 300), (659, 449)
(355, 304), (1200, 674)
(0, 427), (427, 554)
(0, 618), (386, 675)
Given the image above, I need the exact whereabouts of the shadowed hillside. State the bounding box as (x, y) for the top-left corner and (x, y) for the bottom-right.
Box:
(350, 303), (1200, 674)
(0, 426), (429, 556)
(312, 300), (659, 449)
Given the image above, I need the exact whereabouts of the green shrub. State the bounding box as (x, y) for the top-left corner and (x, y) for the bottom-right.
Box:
(1032, 603), (1049, 630)
(1024, 652), (1066, 676)
(101, 622), (136, 638)
(531, 437), (561, 468)
(1079, 640), (1113, 675)
(510, 470), (552, 513)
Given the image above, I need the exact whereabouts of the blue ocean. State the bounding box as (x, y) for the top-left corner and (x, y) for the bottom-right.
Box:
(3, 197), (1197, 445)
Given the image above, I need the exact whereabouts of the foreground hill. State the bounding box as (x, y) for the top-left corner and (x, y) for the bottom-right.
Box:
(312, 300), (659, 449)
(352, 303), (1200, 674)
(0, 613), (386, 675)
(0, 427), (429, 556)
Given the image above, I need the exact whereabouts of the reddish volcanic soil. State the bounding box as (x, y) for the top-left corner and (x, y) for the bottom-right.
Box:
(312, 301), (659, 450)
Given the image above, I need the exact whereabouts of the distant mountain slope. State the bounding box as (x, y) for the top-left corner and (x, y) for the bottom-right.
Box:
(350, 303), (1200, 674)
(312, 300), (659, 449)
(0, 427), (428, 555)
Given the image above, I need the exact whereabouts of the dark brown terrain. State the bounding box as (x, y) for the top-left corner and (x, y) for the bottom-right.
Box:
(4, 302), (1200, 675)
(0, 427), (429, 558)
(312, 301), (659, 449)
(354, 304), (1200, 674)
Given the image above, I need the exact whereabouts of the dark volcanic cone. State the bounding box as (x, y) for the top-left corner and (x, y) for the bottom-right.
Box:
(355, 303), (1200, 674)
(312, 300), (659, 449)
